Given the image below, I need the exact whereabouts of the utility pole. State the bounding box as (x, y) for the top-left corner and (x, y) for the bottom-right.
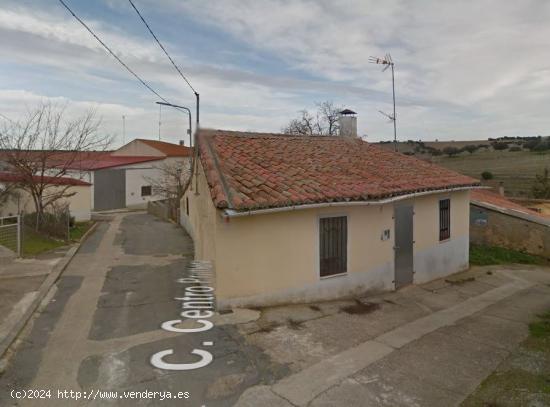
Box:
(369, 54), (398, 152)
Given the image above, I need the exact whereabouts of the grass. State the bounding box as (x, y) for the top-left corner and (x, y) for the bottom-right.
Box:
(22, 221), (94, 257)
(469, 244), (548, 266)
(22, 228), (65, 257)
(528, 311), (550, 340)
(69, 221), (93, 241)
(461, 310), (550, 406)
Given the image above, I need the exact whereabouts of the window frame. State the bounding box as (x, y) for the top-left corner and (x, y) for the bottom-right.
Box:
(439, 198), (451, 241)
(141, 185), (152, 197)
(318, 214), (349, 279)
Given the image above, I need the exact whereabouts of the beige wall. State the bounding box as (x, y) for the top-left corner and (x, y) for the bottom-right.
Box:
(181, 166), (471, 308)
(0, 184), (91, 221)
(181, 162), (218, 265)
(111, 140), (164, 157)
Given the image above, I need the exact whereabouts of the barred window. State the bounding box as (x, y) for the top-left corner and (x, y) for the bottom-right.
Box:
(439, 199), (450, 241)
(319, 216), (347, 277)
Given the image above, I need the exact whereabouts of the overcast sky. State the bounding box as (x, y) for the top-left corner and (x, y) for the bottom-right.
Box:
(1, 0), (549, 146)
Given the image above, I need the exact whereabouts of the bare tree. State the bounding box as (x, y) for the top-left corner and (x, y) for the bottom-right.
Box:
(145, 160), (192, 202)
(0, 103), (112, 228)
(282, 101), (342, 136)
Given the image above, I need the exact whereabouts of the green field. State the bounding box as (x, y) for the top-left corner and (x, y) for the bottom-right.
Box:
(378, 141), (550, 197)
(433, 150), (550, 197)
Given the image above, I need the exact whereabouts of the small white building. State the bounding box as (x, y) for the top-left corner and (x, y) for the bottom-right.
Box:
(0, 172), (92, 221)
(65, 139), (192, 211)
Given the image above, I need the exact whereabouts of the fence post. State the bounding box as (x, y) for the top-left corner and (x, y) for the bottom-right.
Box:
(16, 214), (21, 257)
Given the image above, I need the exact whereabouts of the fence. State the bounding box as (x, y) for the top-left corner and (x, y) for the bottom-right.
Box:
(0, 215), (21, 257)
(147, 199), (179, 223)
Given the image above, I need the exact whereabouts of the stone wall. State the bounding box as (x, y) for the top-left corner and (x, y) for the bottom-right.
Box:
(470, 204), (550, 258)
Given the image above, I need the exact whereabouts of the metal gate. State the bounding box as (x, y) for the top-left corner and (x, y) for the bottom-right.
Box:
(94, 169), (126, 211)
(394, 204), (414, 288)
(0, 215), (21, 257)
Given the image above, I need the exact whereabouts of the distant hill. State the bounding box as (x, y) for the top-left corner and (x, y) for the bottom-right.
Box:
(376, 138), (550, 198)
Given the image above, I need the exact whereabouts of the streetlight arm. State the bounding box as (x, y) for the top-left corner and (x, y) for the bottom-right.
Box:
(155, 101), (193, 147)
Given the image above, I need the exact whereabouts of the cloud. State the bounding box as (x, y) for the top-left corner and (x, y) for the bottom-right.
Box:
(2, 0), (550, 141)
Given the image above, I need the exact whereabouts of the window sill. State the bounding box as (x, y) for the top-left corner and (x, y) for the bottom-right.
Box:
(439, 238), (451, 244)
(320, 272), (348, 280)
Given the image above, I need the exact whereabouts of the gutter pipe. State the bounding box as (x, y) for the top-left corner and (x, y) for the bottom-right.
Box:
(222, 186), (486, 219)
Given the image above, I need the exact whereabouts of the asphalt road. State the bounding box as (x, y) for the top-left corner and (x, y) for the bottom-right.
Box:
(0, 213), (286, 406)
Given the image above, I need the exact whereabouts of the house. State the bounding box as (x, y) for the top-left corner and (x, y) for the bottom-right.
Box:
(0, 172), (92, 221)
(470, 189), (550, 258)
(181, 118), (481, 309)
(62, 139), (192, 211)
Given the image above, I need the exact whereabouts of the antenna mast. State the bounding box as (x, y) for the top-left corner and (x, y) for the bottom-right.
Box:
(369, 53), (397, 152)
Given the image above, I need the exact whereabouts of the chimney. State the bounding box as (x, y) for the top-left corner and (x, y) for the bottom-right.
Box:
(338, 109), (357, 138)
(179, 140), (185, 146)
(498, 182), (505, 197)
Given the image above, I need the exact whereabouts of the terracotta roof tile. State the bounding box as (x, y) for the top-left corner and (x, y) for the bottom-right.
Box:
(198, 129), (481, 211)
(471, 189), (550, 219)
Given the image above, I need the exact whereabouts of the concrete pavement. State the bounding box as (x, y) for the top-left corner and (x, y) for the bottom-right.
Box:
(234, 267), (550, 406)
(0, 213), (287, 406)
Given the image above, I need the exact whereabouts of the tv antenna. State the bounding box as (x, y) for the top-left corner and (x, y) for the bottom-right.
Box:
(369, 53), (397, 151)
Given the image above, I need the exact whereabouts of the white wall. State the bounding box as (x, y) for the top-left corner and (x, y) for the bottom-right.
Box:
(121, 157), (190, 209)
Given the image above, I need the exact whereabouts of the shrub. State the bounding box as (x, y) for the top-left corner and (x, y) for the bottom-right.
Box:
(509, 146), (522, 152)
(481, 171), (494, 180)
(532, 168), (550, 198)
(442, 146), (460, 157)
(492, 142), (509, 150)
(462, 144), (479, 154)
(533, 141), (550, 151)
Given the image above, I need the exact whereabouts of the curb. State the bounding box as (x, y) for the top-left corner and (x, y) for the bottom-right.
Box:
(0, 222), (99, 360)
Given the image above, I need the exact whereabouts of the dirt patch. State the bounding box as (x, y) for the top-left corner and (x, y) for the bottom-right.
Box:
(341, 300), (380, 315)
(445, 277), (476, 285)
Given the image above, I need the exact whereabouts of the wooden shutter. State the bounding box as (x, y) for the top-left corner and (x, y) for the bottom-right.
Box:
(319, 216), (347, 277)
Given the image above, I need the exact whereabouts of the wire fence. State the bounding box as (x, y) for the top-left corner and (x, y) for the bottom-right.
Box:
(0, 215), (21, 257)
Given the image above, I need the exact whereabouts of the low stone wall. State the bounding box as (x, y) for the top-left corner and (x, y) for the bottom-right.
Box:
(470, 203), (550, 258)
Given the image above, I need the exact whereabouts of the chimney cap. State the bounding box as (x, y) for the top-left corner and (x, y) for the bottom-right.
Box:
(339, 109), (357, 116)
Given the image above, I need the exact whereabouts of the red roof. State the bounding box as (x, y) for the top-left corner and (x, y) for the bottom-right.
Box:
(136, 139), (193, 157)
(471, 189), (549, 219)
(65, 154), (161, 170)
(198, 129), (480, 211)
(0, 172), (91, 186)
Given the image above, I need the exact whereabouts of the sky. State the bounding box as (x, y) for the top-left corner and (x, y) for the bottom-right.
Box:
(1, 0), (550, 147)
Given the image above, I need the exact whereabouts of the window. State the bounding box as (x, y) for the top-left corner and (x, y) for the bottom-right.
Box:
(186, 196), (189, 216)
(319, 216), (347, 277)
(439, 198), (450, 241)
(141, 186), (152, 197)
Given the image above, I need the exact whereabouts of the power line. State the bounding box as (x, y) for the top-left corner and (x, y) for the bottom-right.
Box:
(127, 0), (198, 96)
(57, 0), (170, 104)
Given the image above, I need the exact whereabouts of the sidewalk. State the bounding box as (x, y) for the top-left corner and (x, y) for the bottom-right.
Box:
(0, 248), (71, 361)
(234, 266), (550, 406)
